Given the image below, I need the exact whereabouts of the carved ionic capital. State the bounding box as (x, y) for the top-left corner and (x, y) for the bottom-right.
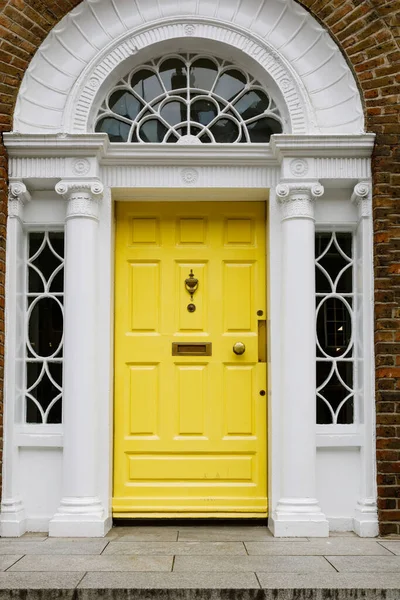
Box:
(8, 181), (31, 220)
(55, 180), (104, 221)
(351, 181), (372, 218)
(276, 182), (324, 221)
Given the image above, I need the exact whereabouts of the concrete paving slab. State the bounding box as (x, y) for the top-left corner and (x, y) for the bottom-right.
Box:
(256, 572), (400, 589)
(104, 541), (246, 555)
(245, 540), (392, 556)
(327, 555), (400, 572)
(0, 556), (23, 571)
(0, 540), (109, 555)
(78, 571), (260, 589)
(109, 528), (178, 542)
(173, 555), (335, 572)
(0, 535), (47, 542)
(378, 541), (400, 555)
(8, 554), (173, 572)
(178, 527), (306, 542)
(0, 572), (86, 589)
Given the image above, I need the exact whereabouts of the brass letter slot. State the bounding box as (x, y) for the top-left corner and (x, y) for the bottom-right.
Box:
(172, 342), (212, 356)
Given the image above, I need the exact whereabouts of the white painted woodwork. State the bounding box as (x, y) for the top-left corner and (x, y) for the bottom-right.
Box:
(1, 0), (378, 538)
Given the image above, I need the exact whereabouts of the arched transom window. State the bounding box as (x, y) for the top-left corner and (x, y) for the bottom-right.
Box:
(95, 54), (283, 144)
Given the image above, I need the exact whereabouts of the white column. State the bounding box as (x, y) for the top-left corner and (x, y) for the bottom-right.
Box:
(352, 182), (379, 537)
(270, 182), (329, 537)
(49, 180), (109, 537)
(0, 182), (31, 536)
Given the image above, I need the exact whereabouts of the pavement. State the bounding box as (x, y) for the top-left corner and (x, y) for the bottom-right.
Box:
(0, 524), (399, 599)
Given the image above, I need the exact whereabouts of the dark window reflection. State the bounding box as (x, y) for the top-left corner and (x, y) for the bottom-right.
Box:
(26, 233), (64, 424)
(315, 232), (354, 425)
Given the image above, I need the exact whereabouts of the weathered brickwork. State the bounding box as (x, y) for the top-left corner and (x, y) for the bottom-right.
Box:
(0, 0), (399, 533)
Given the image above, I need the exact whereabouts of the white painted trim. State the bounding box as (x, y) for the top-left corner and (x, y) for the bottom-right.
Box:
(14, 0), (363, 135)
(2, 132), (377, 537)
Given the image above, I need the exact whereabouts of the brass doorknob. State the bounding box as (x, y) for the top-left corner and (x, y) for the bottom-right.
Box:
(233, 342), (246, 355)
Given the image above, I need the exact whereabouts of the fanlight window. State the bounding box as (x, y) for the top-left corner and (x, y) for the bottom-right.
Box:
(95, 54), (283, 144)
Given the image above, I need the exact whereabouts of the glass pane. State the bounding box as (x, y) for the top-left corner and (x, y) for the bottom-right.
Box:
(317, 396), (333, 425)
(316, 265), (331, 294)
(29, 232), (44, 259)
(131, 69), (163, 102)
(247, 117), (282, 142)
(159, 58), (187, 91)
(317, 297), (352, 357)
(318, 235), (352, 285)
(190, 58), (218, 90)
(199, 132), (212, 144)
(160, 101), (186, 126)
(48, 232), (64, 259)
(138, 119), (168, 142)
(234, 90), (270, 120)
(214, 69), (246, 102)
(95, 117), (131, 142)
(336, 233), (352, 259)
(28, 298), (63, 357)
(166, 132), (179, 143)
(46, 399), (63, 424)
(49, 267), (64, 293)
(315, 233), (332, 258)
(190, 99), (218, 126)
(28, 267), (44, 294)
(26, 362), (62, 424)
(108, 90), (143, 120)
(337, 397), (354, 424)
(337, 265), (353, 294)
(31, 238), (62, 289)
(210, 118), (239, 142)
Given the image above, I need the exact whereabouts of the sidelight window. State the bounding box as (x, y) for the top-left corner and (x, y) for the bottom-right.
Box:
(25, 232), (64, 424)
(315, 232), (354, 425)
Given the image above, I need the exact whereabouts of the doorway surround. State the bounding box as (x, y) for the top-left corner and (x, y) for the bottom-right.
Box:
(2, 0), (377, 538)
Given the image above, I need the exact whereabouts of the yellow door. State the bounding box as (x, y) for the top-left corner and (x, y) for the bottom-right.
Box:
(113, 201), (267, 517)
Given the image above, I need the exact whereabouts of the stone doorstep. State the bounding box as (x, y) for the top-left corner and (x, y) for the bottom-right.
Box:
(0, 589), (398, 600)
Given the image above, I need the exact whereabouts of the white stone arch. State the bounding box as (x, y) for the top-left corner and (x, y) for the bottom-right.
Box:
(14, 0), (364, 135)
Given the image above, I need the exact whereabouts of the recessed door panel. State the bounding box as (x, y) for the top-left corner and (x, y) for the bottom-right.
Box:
(128, 365), (159, 436)
(114, 201), (267, 516)
(130, 262), (160, 332)
(177, 364), (206, 436)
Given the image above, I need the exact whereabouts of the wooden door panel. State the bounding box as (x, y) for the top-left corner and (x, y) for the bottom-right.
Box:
(114, 201), (267, 516)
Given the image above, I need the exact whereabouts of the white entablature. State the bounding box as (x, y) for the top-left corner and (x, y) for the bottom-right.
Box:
(14, 0), (363, 136)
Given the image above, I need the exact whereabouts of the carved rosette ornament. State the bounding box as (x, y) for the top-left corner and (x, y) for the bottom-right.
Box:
(8, 181), (31, 219)
(276, 182), (324, 221)
(55, 181), (104, 221)
(351, 181), (372, 218)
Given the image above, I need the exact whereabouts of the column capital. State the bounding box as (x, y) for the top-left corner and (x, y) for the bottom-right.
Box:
(55, 180), (104, 221)
(8, 181), (31, 220)
(351, 180), (372, 219)
(276, 182), (324, 221)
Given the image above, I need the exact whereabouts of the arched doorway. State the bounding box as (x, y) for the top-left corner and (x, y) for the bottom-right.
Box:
(2, 0), (377, 538)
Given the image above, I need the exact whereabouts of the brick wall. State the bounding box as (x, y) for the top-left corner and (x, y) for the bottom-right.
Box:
(0, 0), (399, 534)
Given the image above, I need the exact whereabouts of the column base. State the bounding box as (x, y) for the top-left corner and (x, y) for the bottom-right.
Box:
(0, 498), (26, 537)
(49, 497), (111, 537)
(270, 497), (329, 537)
(353, 498), (379, 538)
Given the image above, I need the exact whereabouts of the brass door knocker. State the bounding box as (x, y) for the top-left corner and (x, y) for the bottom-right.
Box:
(185, 269), (199, 300)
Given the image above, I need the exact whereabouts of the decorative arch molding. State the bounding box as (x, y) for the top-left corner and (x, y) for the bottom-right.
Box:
(14, 0), (364, 135)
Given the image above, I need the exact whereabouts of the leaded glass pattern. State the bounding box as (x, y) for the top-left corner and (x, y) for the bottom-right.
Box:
(95, 54), (283, 144)
(25, 232), (64, 424)
(315, 232), (354, 425)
